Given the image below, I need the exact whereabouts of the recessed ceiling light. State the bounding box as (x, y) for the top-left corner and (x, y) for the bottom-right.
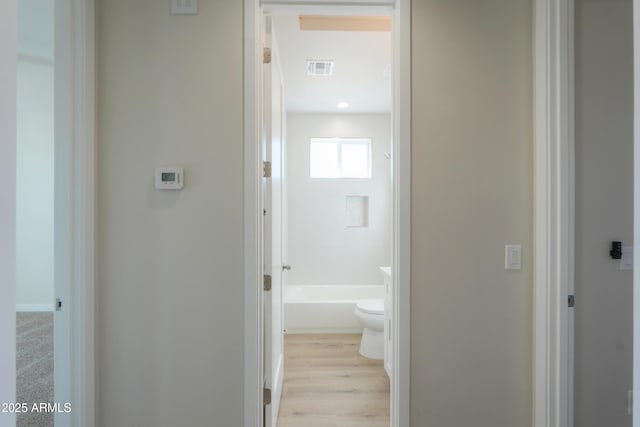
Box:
(337, 102), (349, 109)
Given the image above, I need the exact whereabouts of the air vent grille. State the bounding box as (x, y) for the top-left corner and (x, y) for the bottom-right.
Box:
(307, 60), (334, 76)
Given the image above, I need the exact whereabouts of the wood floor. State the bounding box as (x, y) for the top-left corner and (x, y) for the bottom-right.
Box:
(277, 334), (390, 427)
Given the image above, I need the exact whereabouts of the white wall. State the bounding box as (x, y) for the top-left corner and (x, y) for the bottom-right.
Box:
(0, 0), (17, 425)
(97, 1), (244, 426)
(287, 113), (391, 286)
(16, 56), (54, 311)
(574, 0), (634, 425)
(411, 0), (533, 425)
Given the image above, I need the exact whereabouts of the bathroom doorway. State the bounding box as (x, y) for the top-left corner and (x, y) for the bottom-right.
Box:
(250, 1), (411, 426)
(272, 13), (392, 425)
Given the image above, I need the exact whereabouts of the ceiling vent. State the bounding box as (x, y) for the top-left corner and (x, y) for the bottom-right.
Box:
(307, 60), (334, 76)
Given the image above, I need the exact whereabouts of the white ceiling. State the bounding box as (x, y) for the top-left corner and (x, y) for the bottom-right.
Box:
(272, 15), (391, 114)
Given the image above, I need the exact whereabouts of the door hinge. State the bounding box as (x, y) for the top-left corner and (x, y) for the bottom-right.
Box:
(263, 161), (272, 178)
(263, 387), (272, 405)
(264, 274), (272, 291)
(56, 298), (62, 312)
(263, 47), (272, 64)
(568, 294), (575, 308)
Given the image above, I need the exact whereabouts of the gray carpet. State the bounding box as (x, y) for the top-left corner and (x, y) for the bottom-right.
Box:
(16, 312), (54, 427)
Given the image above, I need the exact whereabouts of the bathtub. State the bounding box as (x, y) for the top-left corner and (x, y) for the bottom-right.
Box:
(284, 285), (384, 334)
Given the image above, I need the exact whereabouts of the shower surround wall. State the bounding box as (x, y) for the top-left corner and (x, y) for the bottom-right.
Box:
(287, 113), (391, 287)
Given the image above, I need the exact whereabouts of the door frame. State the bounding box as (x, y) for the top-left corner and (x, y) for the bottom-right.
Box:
(633, 0), (640, 422)
(54, 0), (96, 425)
(243, 1), (411, 427)
(533, 0), (575, 426)
(0, 1), (95, 426)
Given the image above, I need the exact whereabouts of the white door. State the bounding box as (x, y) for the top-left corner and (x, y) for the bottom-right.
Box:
(263, 15), (285, 427)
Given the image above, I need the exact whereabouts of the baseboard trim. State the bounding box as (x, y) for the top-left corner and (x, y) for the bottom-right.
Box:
(16, 304), (54, 312)
(285, 328), (363, 335)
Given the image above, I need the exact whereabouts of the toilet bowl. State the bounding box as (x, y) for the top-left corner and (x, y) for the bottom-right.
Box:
(354, 299), (385, 359)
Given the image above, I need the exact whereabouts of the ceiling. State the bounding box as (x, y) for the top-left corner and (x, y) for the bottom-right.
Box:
(272, 15), (391, 114)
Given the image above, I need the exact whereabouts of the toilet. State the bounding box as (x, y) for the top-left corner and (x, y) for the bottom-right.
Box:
(354, 299), (385, 359)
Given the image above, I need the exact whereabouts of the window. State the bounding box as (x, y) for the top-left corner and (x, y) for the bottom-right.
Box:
(309, 138), (372, 178)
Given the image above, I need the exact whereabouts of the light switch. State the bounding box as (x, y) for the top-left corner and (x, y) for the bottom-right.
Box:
(505, 245), (522, 270)
(621, 246), (633, 270)
(171, 0), (197, 15)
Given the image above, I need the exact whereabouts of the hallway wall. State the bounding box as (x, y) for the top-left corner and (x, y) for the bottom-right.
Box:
(97, 1), (243, 425)
(574, 0), (634, 425)
(411, 0), (533, 425)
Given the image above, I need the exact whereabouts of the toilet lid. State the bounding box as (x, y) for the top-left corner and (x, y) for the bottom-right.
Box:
(356, 299), (384, 315)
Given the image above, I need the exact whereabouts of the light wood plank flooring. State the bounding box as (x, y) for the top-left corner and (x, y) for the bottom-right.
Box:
(277, 334), (390, 427)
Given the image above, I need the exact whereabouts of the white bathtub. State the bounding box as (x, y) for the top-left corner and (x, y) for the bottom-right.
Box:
(284, 285), (384, 334)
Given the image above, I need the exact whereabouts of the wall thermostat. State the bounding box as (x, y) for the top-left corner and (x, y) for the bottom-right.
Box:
(155, 167), (184, 190)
